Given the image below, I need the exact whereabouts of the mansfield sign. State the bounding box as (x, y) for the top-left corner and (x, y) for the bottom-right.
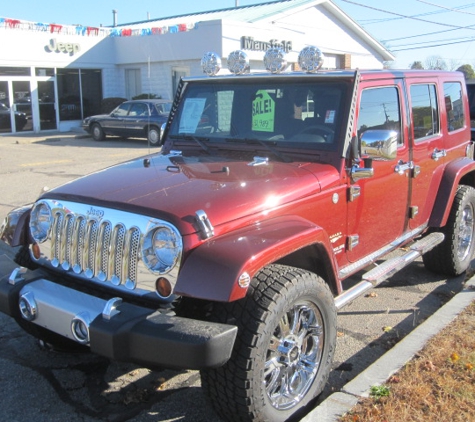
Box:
(241, 36), (292, 53)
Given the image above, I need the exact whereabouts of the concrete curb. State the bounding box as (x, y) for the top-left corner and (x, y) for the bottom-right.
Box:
(301, 275), (475, 422)
(0, 130), (89, 144)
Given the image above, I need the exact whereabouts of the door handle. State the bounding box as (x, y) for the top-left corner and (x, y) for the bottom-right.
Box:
(432, 148), (447, 161)
(394, 160), (414, 175)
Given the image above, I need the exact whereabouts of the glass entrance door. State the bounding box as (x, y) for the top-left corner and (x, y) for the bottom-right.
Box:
(13, 81), (33, 132)
(0, 81), (12, 133)
(38, 80), (57, 130)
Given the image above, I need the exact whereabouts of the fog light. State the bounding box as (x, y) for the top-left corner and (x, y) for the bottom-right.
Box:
(19, 291), (37, 321)
(156, 277), (172, 298)
(71, 312), (90, 344)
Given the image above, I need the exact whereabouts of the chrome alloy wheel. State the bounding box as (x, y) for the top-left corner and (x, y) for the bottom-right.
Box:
(457, 203), (474, 260)
(264, 301), (324, 410)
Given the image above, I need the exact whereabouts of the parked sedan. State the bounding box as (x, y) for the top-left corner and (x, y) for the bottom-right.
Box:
(82, 99), (172, 146)
(0, 102), (27, 131)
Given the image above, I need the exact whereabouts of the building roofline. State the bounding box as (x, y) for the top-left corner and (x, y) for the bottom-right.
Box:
(112, 0), (394, 62)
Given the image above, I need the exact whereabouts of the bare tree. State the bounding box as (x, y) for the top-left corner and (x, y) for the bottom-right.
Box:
(425, 55), (448, 70)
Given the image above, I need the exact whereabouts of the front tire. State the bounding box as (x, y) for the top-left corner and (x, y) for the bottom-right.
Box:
(91, 123), (105, 141)
(147, 126), (161, 146)
(423, 185), (475, 276)
(201, 264), (337, 422)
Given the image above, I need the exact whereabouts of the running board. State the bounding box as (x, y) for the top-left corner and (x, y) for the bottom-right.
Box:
(334, 232), (444, 310)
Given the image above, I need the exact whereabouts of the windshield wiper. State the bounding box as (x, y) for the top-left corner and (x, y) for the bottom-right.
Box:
(169, 134), (210, 154)
(226, 137), (292, 163)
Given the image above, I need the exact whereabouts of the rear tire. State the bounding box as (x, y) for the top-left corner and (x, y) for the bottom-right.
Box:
(147, 126), (161, 146)
(423, 185), (475, 276)
(91, 123), (105, 141)
(200, 264), (337, 422)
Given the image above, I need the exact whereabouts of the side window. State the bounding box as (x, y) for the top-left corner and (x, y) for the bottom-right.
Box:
(358, 86), (402, 145)
(410, 84), (439, 141)
(444, 82), (465, 132)
(114, 103), (130, 117)
(128, 103), (148, 116)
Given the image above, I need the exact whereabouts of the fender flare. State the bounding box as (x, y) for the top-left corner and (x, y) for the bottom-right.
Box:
(174, 215), (339, 302)
(429, 157), (475, 227)
(0, 205), (32, 247)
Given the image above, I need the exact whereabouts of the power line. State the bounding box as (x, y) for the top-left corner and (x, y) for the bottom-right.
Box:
(416, 0), (475, 16)
(392, 37), (475, 52)
(381, 24), (475, 43)
(359, 2), (475, 25)
(340, 0), (475, 30)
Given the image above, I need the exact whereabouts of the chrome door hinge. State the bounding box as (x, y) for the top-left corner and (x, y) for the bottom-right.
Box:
(348, 185), (361, 202)
(347, 235), (359, 251)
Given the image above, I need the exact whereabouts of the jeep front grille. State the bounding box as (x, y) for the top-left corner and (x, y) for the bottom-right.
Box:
(30, 199), (182, 297)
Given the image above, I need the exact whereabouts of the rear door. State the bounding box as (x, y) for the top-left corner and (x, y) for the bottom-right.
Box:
(347, 79), (411, 262)
(406, 78), (445, 230)
(123, 102), (149, 137)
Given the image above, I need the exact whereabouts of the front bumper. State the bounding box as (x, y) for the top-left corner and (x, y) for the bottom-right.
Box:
(0, 254), (237, 370)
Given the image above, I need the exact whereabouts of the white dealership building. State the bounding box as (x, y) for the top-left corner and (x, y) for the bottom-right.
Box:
(0, 0), (393, 134)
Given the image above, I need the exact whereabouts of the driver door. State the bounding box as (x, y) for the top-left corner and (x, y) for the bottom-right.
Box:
(347, 80), (411, 263)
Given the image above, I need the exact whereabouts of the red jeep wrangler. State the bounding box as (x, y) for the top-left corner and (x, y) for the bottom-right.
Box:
(1, 47), (474, 422)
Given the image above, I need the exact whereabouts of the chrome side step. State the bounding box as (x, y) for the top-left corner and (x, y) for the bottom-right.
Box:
(334, 232), (444, 310)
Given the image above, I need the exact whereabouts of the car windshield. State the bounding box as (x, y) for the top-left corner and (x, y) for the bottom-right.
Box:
(168, 80), (348, 151)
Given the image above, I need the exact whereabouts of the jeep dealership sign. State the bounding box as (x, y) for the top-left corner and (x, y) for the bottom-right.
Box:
(241, 36), (292, 53)
(45, 39), (81, 56)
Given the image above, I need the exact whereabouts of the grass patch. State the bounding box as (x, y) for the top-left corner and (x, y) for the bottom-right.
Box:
(340, 301), (475, 422)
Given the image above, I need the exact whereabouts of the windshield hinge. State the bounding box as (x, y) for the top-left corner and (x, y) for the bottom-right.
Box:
(195, 210), (214, 240)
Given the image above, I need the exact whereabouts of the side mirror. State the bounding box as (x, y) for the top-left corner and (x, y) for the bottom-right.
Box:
(349, 135), (373, 182)
(360, 129), (398, 161)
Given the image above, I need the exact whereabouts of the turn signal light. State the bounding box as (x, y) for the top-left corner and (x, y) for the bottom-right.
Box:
(156, 277), (172, 298)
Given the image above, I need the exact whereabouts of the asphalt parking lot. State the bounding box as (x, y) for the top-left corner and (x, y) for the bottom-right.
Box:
(0, 131), (471, 421)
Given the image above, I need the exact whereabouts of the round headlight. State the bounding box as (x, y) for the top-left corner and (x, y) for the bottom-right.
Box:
(142, 225), (182, 274)
(30, 201), (52, 243)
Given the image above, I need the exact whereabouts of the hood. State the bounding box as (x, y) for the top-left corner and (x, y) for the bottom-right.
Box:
(43, 153), (338, 235)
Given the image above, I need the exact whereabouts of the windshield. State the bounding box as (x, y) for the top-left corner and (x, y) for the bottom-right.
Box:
(168, 80), (348, 151)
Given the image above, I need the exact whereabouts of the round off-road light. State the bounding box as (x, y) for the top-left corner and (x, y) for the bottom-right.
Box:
(264, 47), (287, 74)
(298, 46), (324, 73)
(201, 52), (222, 76)
(227, 50), (250, 75)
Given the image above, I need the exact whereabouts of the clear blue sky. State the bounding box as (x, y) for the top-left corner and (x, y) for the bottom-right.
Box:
(2, 0), (475, 69)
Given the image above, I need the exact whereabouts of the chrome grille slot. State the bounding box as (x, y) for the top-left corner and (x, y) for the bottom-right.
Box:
(31, 199), (182, 297)
(62, 214), (75, 271)
(72, 217), (86, 274)
(51, 212), (64, 268)
(125, 228), (140, 289)
(84, 220), (99, 278)
(97, 221), (112, 281)
(109, 224), (125, 285)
